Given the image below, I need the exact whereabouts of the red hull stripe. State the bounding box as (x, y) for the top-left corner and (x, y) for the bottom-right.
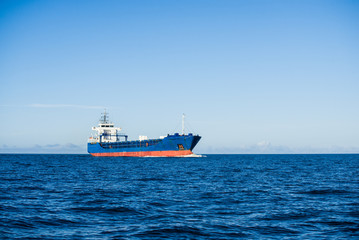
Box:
(90, 150), (193, 157)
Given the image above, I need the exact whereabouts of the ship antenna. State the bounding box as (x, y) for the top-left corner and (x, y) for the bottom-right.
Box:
(182, 113), (185, 135)
(104, 108), (107, 123)
(100, 108), (108, 124)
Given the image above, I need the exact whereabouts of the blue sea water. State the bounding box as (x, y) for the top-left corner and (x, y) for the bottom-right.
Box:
(0, 154), (358, 239)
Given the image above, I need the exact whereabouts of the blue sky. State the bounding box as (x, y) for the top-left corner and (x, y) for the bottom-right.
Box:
(1, 0), (358, 154)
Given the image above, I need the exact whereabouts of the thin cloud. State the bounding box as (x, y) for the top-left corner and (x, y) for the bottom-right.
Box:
(29, 104), (105, 109)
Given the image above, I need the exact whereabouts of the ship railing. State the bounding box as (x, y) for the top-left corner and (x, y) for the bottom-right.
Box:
(100, 133), (128, 141)
(99, 138), (163, 149)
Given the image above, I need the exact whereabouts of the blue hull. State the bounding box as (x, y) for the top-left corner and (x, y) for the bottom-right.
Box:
(88, 133), (201, 157)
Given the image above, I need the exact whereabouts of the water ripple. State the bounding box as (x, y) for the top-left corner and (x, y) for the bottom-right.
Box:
(0, 154), (358, 239)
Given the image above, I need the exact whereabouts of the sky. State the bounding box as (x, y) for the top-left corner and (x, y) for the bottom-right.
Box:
(0, 0), (358, 154)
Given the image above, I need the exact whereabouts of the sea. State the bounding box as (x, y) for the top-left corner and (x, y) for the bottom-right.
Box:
(0, 154), (358, 239)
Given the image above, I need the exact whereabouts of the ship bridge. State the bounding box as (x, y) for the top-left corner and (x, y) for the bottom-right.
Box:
(89, 110), (128, 143)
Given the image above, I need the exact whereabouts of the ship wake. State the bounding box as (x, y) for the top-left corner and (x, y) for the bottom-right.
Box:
(179, 153), (205, 158)
(142, 153), (205, 158)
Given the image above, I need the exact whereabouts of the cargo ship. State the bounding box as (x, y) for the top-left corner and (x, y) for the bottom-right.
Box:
(87, 111), (201, 157)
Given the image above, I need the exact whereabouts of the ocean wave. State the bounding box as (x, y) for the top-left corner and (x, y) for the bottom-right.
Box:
(133, 226), (210, 238)
(1, 154), (358, 239)
(297, 189), (353, 195)
(68, 206), (142, 215)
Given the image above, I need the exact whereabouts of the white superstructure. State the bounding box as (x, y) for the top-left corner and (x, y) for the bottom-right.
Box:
(89, 110), (127, 143)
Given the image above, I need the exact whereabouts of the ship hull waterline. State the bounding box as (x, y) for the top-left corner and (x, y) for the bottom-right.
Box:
(90, 150), (193, 157)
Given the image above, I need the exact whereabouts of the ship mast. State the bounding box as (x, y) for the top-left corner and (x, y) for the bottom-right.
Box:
(182, 113), (185, 135)
(101, 109), (109, 124)
(104, 109), (107, 123)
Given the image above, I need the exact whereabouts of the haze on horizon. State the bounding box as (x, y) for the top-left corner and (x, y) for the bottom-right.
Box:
(1, 0), (358, 154)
